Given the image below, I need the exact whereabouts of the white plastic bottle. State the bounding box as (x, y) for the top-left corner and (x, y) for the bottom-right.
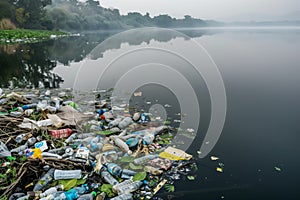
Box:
(54, 169), (82, 180)
(133, 154), (158, 165)
(118, 117), (132, 129)
(110, 193), (133, 200)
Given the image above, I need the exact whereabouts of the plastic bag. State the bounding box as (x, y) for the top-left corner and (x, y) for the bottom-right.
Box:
(0, 141), (12, 158)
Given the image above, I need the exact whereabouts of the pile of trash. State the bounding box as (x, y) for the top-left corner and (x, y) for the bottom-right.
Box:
(0, 88), (198, 200)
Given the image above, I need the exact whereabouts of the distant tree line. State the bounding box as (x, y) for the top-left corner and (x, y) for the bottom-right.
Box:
(0, 0), (210, 31)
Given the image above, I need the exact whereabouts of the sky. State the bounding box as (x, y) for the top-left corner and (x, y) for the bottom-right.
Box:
(100, 0), (300, 21)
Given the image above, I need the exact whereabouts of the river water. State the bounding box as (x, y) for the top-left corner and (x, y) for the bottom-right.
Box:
(1, 27), (300, 199)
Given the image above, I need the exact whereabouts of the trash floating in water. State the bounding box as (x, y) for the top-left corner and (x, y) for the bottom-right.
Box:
(216, 167), (223, 173)
(133, 92), (142, 97)
(210, 156), (219, 161)
(0, 88), (200, 199)
(274, 166), (282, 172)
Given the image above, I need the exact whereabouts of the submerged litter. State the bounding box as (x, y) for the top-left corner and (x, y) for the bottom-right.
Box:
(0, 88), (200, 200)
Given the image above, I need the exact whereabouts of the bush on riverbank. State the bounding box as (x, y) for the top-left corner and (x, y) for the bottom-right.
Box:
(0, 29), (68, 44)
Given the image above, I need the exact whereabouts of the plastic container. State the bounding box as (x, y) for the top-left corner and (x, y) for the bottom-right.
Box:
(54, 169), (82, 180)
(33, 168), (55, 191)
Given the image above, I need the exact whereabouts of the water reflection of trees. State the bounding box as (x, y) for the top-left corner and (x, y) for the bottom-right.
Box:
(0, 42), (62, 88)
(0, 29), (216, 88)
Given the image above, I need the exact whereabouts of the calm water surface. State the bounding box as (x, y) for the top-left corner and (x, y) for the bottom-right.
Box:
(1, 27), (300, 199)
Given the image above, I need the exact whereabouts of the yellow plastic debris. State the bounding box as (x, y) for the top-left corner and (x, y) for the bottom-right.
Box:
(158, 147), (192, 161)
(32, 148), (42, 159)
(216, 167), (223, 173)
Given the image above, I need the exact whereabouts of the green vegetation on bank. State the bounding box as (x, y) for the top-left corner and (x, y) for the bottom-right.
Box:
(0, 29), (68, 44)
(0, 0), (219, 32)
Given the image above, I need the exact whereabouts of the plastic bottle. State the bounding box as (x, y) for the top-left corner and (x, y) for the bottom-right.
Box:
(26, 137), (37, 146)
(9, 111), (23, 117)
(100, 170), (118, 185)
(40, 185), (61, 198)
(116, 181), (143, 195)
(133, 154), (158, 165)
(65, 133), (77, 143)
(118, 117), (132, 129)
(16, 195), (29, 200)
(110, 193), (133, 200)
(108, 118), (122, 128)
(15, 134), (26, 143)
(142, 133), (155, 145)
(0, 98), (9, 105)
(22, 103), (37, 111)
(77, 193), (95, 200)
(8, 193), (26, 200)
(104, 163), (123, 177)
(54, 99), (60, 110)
(33, 168), (55, 191)
(37, 119), (53, 127)
(42, 152), (62, 159)
(40, 191), (64, 200)
(111, 136), (132, 155)
(54, 169), (82, 180)
(10, 144), (28, 153)
(58, 185), (88, 200)
(112, 180), (133, 193)
(45, 106), (57, 114)
(132, 112), (141, 122)
(49, 128), (73, 139)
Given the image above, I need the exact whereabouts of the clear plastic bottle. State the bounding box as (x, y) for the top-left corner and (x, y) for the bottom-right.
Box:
(104, 163), (123, 177)
(40, 185), (62, 198)
(112, 180), (133, 193)
(40, 191), (64, 200)
(118, 117), (132, 129)
(133, 154), (158, 165)
(77, 193), (94, 200)
(54, 169), (82, 180)
(111, 136), (132, 155)
(100, 170), (118, 185)
(15, 134), (26, 143)
(110, 193), (133, 200)
(33, 168), (55, 191)
(10, 144), (28, 153)
(108, 118), (122, 128)
(115, 181), (142, 195)
(0, 98), (8, 105)
(8, 193), (26, 200)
